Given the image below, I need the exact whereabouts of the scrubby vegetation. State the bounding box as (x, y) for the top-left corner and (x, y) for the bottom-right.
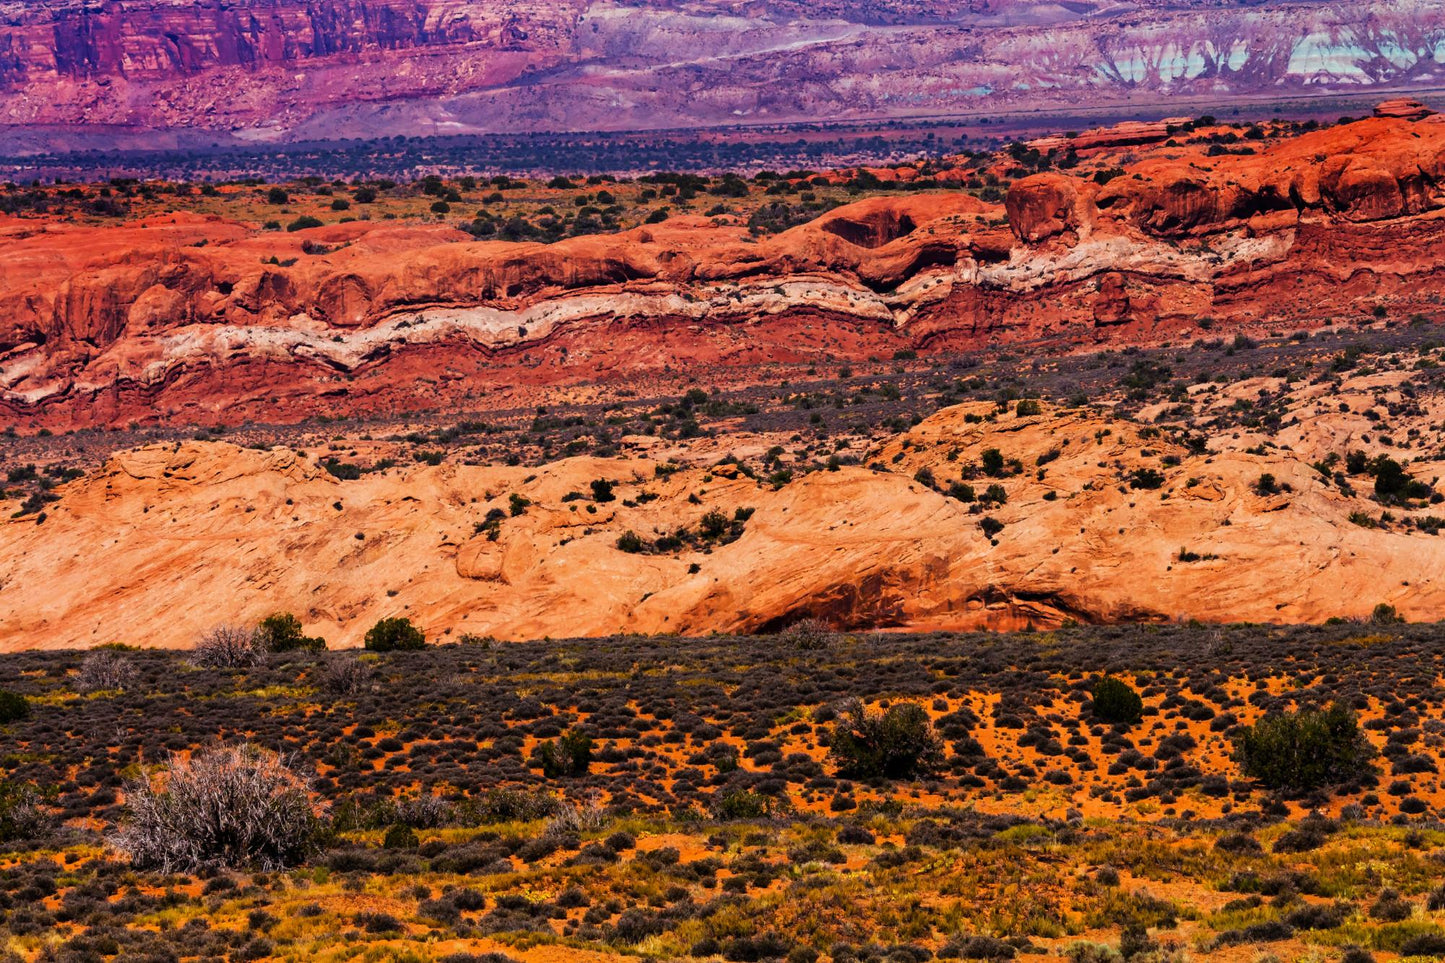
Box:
(191, 623), (266, 669)
(256, 612), (326, 653)
(112, 745), (323, 872)
(363, 616), (427, 651)
(829, 699), (943, 779)
(1232, 703), (1376, 794)
(1090, 676), (1144, 725)
(0, 623), (1442, 959)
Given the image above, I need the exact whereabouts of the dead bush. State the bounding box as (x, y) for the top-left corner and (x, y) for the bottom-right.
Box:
(191, 624), (266, 669)
(75, 649), (139, 693)
(112, 744), (323, 871)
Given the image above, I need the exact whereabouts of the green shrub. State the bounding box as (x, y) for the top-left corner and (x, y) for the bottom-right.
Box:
(1348, 511), (1378, 528)
(533, 728), (594, 778)
(1090, 677), (1143, 725)
(1371, 603), (1405, 625)
(616, 531), (645, 553)
(1129, 468), (1165, 490)
(829, 700), (942, 780)
(699, 510), (730, 539)
(286, 215), (323, 232)
(257, 613), (326, 653)
(712, 789), (774, 820)
(383, 823), (419, 849)
(320, 457), (361, 480)
(0, 690), (29, 724)
(1232, 703), (1375, 793)
(363, 617), (426, 652)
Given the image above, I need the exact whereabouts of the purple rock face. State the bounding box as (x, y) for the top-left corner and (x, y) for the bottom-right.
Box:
(0, 0), (1442, 146)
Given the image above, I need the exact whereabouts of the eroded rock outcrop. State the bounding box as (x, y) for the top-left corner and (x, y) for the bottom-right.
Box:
(6, 395), (1445, 650)
(6, 113), (1445, 427)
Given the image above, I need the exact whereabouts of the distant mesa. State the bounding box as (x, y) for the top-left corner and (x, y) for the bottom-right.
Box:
(1027, 117), (1194, 156)
(0, 0), (1441, 148)
(1374, 98), (1436, 121)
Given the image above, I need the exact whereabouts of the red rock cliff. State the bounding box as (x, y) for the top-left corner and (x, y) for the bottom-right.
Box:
(5, 115), (1445, 427)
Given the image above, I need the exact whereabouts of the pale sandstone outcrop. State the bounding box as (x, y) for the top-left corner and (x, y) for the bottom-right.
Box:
(5, 397), (1443, 650)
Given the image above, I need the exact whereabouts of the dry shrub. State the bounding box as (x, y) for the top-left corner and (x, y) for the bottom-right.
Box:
(546, 793), (607, 836)
(320, 658), (373, 697)
(0, 781), (44, 843)
(191, 624), (266, 669)
(75, 649), (138, 693)
(777, 617), (838, 650)
(112, 744), (323, 871)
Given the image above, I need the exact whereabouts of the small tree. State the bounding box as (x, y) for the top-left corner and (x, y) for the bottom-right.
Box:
(981, 448), (1006, 477)
(76, 649), (138, 693)
(1091, 677), (1143, 725)
(829, 700), (942, 780)
(590, 479), (616, 502)
(192, 624), (264, 669)
(1233, 704), (1375, 794)
(1370, 603), (1405, 625)
(256, 612), (326, 653)
(363, 617), (426, 652)
(0, 690), (29, 724)
(112, 745), (322, 872)
(533, 728), (594, 778)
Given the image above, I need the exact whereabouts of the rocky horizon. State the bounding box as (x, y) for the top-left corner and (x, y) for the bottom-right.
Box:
(2, 0), (1444, 151)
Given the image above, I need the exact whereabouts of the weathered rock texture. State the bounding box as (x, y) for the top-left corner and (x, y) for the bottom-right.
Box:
(5, 114), (1445, 427)
(4, 389), (1442, 650)
(1, 0), (1443, 147)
